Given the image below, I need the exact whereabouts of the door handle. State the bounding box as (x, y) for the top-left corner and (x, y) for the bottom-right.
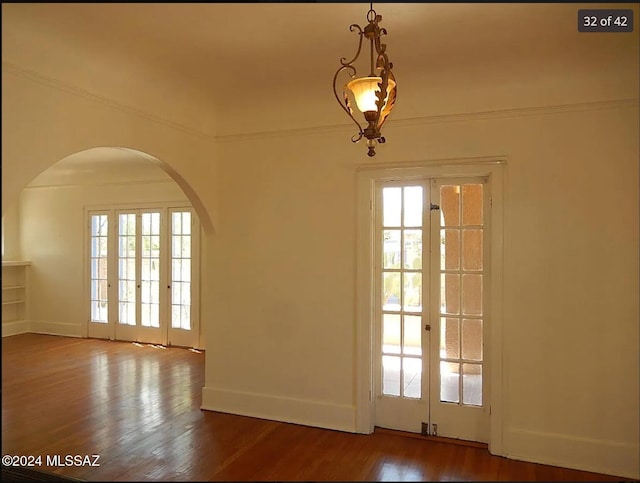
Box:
(425, 324), (431, 331)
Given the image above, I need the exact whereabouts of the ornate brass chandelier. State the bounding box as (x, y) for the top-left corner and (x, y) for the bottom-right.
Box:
(333, 3), (397, 157)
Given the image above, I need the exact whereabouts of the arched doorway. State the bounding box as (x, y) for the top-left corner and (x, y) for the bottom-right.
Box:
(5, 146), (210, 349)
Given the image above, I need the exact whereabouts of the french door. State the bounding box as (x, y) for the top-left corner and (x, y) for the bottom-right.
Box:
(115, 209), (164, 344)
(87, 206), (200, 348)
(374, 177), (490, 443)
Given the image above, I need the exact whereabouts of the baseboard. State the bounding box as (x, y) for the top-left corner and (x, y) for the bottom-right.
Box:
(29, 320), (83, 338)
(201, 386), (356, 433)
(1, 319), (30, 337)
(506, 427), (639, 480)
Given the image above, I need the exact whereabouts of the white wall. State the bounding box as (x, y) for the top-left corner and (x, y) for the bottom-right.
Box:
(2, 201), (22, 260)
(19, 180), (192, 339)
(204, 101), (639, 479)
(203, 138), (359, 430)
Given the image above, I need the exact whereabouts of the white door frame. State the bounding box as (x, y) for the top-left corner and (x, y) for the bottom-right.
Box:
(355, 157), (506, 456)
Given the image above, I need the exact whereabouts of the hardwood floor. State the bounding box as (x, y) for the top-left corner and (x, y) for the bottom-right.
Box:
(1, 334), (631, 482)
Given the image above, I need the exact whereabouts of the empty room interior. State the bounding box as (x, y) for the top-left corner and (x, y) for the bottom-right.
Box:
(1, 2), (638, 482)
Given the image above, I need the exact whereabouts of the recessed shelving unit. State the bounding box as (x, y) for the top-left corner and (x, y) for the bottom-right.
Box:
(2, 260), (31, 336)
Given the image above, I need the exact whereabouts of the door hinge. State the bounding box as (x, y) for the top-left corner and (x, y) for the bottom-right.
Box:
(489, 196), (493, 208)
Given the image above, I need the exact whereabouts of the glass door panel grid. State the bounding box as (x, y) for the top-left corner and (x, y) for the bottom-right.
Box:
(171, 210), (192, 330)
(118, 213), (137, 326)
(140, 212), (161, 328)
(90, 214), (109, 323)
(438, 183), (484, 407)
(381, 186), (424, 399)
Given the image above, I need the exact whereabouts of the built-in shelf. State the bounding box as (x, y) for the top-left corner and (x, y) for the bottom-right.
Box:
(2, 260), (31, 267)
(2, 262), (30, 336)
(2, 300), (25, 306)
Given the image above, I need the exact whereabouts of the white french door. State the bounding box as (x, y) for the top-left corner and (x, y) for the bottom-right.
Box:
(115, 209), (164, 344)
(374, 183), (430, 432)
(374, 177), (490, 443)
(167, 208), (200, 348)
(87, 205), (200, 348)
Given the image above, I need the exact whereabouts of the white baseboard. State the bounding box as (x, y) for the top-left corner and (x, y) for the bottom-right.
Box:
(2, 319), (30, 337)
(202, 386), (356, 433)
(29, 320), (83, 338)
(506, 427), (639, 480)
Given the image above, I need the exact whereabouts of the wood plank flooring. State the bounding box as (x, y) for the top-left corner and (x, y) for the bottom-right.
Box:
(1, 334), (632, 481)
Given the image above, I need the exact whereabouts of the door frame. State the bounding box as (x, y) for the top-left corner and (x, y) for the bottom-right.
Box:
(355, 156), (506, 456)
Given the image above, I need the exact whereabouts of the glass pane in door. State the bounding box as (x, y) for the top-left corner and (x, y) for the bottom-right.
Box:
(403, 187), (423, 227)
(403, 272), (422, 312)
(440, 317), (460, 359)
(403, 357), (422, 398)
(403, 230), (422, 269)
(403, 315), (422, 356)
(462, 319), (483, 361)
(440, 361), (460, 403)
(383, 188), (402, 227)
(462, 363), (482, 406)
(462, 185), (483, 225)
(383, 230), (401, 269)
(383, 272), (401, 311)
(440, 185), (460, 226)
(383, 314), (401, 354)
(383, 355), (401, 397)
(462, 229), (483, 270)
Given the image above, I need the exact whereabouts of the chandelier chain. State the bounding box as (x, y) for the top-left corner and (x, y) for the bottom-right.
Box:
(367, 2), (376, 22)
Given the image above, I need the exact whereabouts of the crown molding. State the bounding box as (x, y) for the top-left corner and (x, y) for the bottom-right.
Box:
(2, 61), (217, 141)
(4, 61), (638, 145)
(390, 98), (640, 128)
(215, 98), (639, 143)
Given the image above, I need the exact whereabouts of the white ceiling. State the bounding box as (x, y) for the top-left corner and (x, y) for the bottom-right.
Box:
(4, 3), (636, 119)
(2, 3), (638, 185)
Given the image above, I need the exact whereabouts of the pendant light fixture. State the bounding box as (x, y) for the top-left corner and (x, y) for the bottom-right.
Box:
(333, 3), (397, 157)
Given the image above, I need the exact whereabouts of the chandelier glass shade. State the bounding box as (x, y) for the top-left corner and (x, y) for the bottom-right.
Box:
(346, 76), (397, 113)
(333, 4), (396, 157)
